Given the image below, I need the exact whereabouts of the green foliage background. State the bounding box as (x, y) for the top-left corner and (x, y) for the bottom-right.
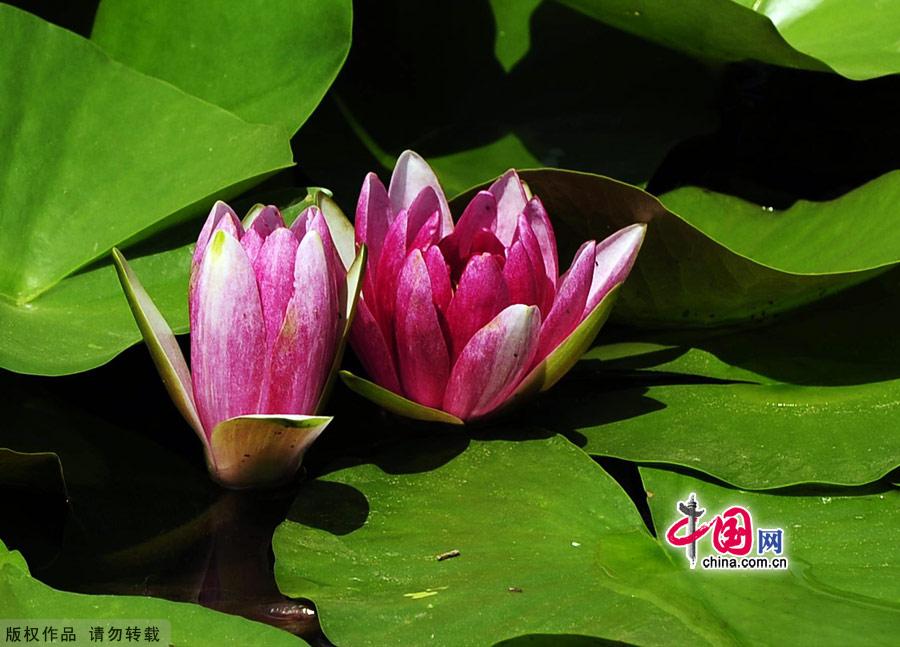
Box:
(0, 1), (897, 645)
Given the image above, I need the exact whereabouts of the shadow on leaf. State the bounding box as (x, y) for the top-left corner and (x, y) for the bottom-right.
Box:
(285, 480), (369, 536)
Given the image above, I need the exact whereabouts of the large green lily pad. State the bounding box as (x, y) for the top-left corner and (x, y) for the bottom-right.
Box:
(0, 243), (192, 376)
(557, 374), (900, 490)
(544, 271), (900, 489)
(0, 5), (293, 375)
(561, 0), (900, 80)
(658, 173), (900, 275)
(273, 436), (899, 645)
(91, 0), (352, 134)
(274, 435), (712, 645)
(642, 466), (899, 629)
(0, 540), (306, 646)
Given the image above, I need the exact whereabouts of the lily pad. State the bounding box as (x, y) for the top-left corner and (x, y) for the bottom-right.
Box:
(543, 271), (900, 489)
(641, 466), (900, 627)
(558, 375), (900, 490)
(0, 5), (293, 375)
(273, 435), (900, 645)
(455, 169), (900, 328)
(91, 0), (352, 134)
(273, 435), (713, 645)
(488, 0), (543, 72)
(0, 540), (306, 645)
(0, 242), (193, 376)
(561, 0), (900, 80)
(658, 173), (900, 275)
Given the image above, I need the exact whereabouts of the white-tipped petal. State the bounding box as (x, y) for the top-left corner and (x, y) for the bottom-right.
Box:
(191, 230), (266, 434)
(388, 150), (453, 235)
(489, 169), (528, 246)
(443, 304), (541, 420)
(582, 223), (647, 317)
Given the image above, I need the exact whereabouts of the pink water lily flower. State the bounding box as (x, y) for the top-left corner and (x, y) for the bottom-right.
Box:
(114, 195), (364, 489)
(341, 151), (646, 424)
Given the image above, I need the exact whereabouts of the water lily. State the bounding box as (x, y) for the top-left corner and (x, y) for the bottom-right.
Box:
(113, 194), (364, 488)
(341, 151), (646, 424)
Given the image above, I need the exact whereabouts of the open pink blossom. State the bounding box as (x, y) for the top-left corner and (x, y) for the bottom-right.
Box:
(341, 151), (646, 424)
(114, 197), (364, 488)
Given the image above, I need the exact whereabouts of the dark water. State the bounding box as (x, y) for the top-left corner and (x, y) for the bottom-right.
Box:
(0, 347), (335, 645)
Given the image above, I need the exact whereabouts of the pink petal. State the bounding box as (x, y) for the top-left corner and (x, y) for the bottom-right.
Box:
(455, 191), (498, 252)
(355, 172), (393, 278)
(514, 211), (556, 316)
(524, 196), (558, 283)
(503, 241), (538, 308)
(305, 206), (346, 295)
(244, 205), (285, 237)
(469, 228), (506, 258)
(438, 191), (497, 273)
(582, 223), (647, 318)
(373, 209), (410, 332)
(409, 210), (441, 252)
(489, 170), (528, 246)
(446, 253), (510, 359)
(190, 230), (265, 434)
(290, 206), (312, 239)
(291, 207), (344, 286)
(349, 297), (402, 394)
(406, 186), (441, 245)
(252, 227), (299, 349)
(389, 150), (452, 235)
(424, 245), (452, 313)
(290, 205), (330, 239)
(443, 304), (542, 420)
(536, 241), (596, 361)
(190, 207), (246, 354)
(261, 231), (339, 414)
(240, 228), (265, 265)
(192, 201), (242, 276)
(394, 250), (451, 408)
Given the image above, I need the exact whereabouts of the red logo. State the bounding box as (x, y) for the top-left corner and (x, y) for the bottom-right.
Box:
(666, 505), (753, 556)
(664, 493), (787, 571)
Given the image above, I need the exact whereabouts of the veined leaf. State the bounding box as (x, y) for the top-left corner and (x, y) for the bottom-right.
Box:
(561, 0), (900, 80)
(91, 0), (352, 135)
(273, 436), (899, 645)
(0, 5), (292, 374)
(541, 272), (900, 489)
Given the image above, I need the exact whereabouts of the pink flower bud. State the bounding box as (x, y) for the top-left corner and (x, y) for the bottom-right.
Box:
(348, 152), (646, 423)
(115, 198), (364, 488)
